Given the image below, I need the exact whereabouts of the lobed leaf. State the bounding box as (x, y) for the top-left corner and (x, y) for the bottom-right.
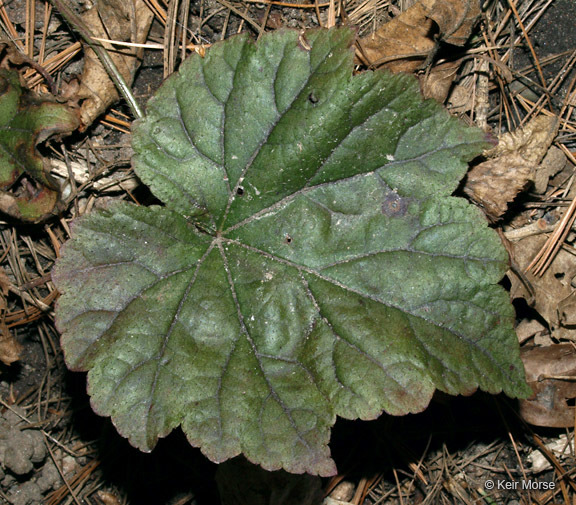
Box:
(53, 28), (530, 475)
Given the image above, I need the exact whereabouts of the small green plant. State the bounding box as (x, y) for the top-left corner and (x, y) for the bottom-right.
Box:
(52, 27), (530, 476)
(0, 69), (78, 222)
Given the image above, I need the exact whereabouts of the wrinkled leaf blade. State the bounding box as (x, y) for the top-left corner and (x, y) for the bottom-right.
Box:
(53, 28), (530, 476)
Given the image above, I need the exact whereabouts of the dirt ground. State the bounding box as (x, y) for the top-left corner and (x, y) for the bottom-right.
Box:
(0, 0), (575, 504)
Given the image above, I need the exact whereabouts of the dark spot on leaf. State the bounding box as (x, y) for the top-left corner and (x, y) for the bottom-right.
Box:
(283, 234), (292, 244)
(381, 192), (409, 217)
(308, 92), (318, 104)
(236, 186), (244, 196)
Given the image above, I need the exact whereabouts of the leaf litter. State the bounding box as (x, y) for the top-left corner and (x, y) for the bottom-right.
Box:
(71, 0), (154, 128)
(0, 0), (575, 503)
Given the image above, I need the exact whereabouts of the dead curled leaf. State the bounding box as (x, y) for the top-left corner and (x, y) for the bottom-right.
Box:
(420, 61), (461, 104)
(509, 234), (576, 341)
(0, 322), (21, 366)
(464, 115), (559, 221)
(0, 42), (55, 93)
(519, 344), (576, 428)
(0, 69), (79, 222)
(78, 0), (153, 128)
(0, 267), (10, 297)
(0, 268), (19, 365)
(533, 145), (567, 194)
(357, 0), (480, 101)
(558, 291), (576, 326)
(358, 0), (480, 70)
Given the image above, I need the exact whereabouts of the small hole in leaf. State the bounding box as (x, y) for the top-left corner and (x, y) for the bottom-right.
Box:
(236, 187), (244, 196)
(284, 234), (292, 244)
(308, 92), (318, 104)
(554, 272), (565, 280)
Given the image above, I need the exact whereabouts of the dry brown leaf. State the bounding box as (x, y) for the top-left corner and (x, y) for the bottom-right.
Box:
(493, 116), (559, 164)
(446, 82), (472, 113)
(464, 115), (559, 220)
(0, 267), (11, 298)
(420, 60), (461, 102)
(424, 0), (479, 46)
(357, 0), (480, 102)
(0, 322), (20, 365)
(464, 153), (532, 221)
(96, 490), (124, 505)
(359, 0), (481, 70)
(0, 267), (18, 365)
(329, 481), (355, 502)
(515, 318), (547, 344)
(78, 0), (154, 128)
(519, 344), (576, 428)
(358, 1), (435, 73)
(0, 41), (56, 92)
(509, 234), (576, 341)
(533, 145), (567, 194)
(558, 291), (576, 327)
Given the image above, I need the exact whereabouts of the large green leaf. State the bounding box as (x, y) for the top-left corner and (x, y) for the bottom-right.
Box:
(53, 28), (530, 476)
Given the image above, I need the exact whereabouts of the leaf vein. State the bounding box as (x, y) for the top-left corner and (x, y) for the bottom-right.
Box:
(141, 241), (217, 428)
(217, 240), (314, 451)
(303, 274), (405, 394)
(174, 94), (223, 168)
(225, 238), (517, 384)
(221, 44), (337, 227)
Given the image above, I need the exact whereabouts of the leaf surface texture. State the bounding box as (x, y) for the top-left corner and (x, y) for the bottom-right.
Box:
(53, 28), (530, 475)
